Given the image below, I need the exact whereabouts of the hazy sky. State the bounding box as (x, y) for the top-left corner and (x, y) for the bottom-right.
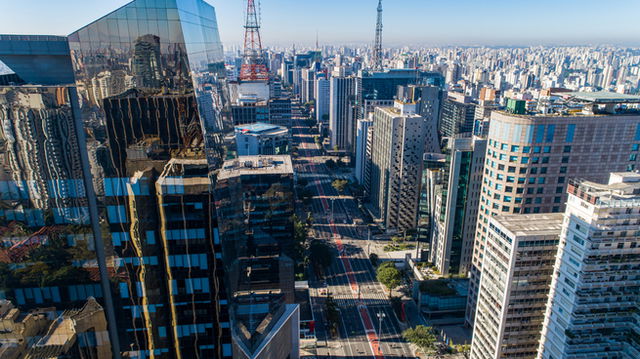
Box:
(1, 0), (639, 46)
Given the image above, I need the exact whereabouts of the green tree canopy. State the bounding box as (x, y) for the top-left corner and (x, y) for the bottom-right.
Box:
(376, 265), (402, 296)
(402, 325), (437, 352)
(309, 240), (333, 269)
(331, 179), (348, 194)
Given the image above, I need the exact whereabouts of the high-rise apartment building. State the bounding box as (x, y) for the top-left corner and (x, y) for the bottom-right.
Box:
(355, 118), (374, 186)
(0, 1), (234, 357)
(396, 85), (443, 153)
(440, 92), (477, 140)
(215, 155), (300, 359)
(369, 103), (426, 231)
(315, 75), (330, 124)
(537, 173), (640, 359)
(467, 92), (640, 326)
(429, 136), (486, 276)
(470, 213), (563, 359)
(329, 76), (356, 151)
(301, 68), (315, 104)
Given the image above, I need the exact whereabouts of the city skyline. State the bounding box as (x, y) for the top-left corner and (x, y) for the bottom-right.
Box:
(1, 0), (640, 46)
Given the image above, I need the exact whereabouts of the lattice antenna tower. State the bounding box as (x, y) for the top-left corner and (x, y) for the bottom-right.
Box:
(373, 0), (383, 71)
(240, 0), (269, 81)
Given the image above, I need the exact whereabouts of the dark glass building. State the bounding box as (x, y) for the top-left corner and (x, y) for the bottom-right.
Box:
(215, 155), (299, 358)
(0, 0), (233, 358)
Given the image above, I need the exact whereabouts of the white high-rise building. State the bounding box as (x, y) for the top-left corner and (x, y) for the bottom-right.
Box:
(329, 76), (356, 151)
(537, 173), (640, 359)
(355, 118), (373, 186)
(369, 103), (426, 230)
(470, 213), (563, 359)
(315, 76), (330, 123)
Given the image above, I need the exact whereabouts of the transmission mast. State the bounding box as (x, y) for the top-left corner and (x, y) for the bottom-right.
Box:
(372, 0), (383, 71)
(240, 0), (269, 82)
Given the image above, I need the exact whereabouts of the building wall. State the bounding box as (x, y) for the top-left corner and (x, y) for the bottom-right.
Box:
(470, 214), (562, 359)
(537, 178), (640, 359)
(370, 107), (426, 231)
(466, 111), (640, 326)
(355, 119), (373, 185)
(329, 77), (356, 151)
(315, 77), (330, 123)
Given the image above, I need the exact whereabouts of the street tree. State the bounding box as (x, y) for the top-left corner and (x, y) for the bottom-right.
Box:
(309, 240), (333, 269)
(402, 325), (437, 353)
(331, 179), (348, 194)
(376, 264), (402, 296)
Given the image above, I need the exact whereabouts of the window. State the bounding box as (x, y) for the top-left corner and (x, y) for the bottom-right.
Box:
(540, 167), (548, 174)
(562, 156), (570, 163)
(542, 157), (550, 164)
(566, 124), (576, 143)
(505, 186), (513, 192)
(515, 198), (523, 204)
(498, 164), (505, 170)
(534, 197), (542, 204)
(496, 184), (503, 190)
(552, 206), (560, 212)
(525, 198), (533, 204)
(497, 174), (505, 180)
(500, 154), (507, 161)
(508, 166), (516, 173)
(531, 168), (538, 174)
(518, 178), (526, 184)
(502, 206), (510, 212)
(546, 125), (556, 142)
(523, 146), (531, 153)
(507, 176), (515, 183)
(543, 146), (551, 153)
(511, 145), (520, 152)
(630, 154), (637, 162)
(558, 177), (565, 184)
(532, 157), (539, 164)
(537, 187), (544, 194)
(533, 207), (541, 213)
(534, 146), (541, 153)
(556, 186), (564, 194)
(519, 168), (527, 174)
(521, 157), (529, 164)
(504, 196), (512, 202)
(509, 156), (518, 162)
(538, 177), (546, 184)
(528, 177), (536, 184)
(560, 166), (567, 174)
(563, 146), (572, 153)
(633, 144), (639, 151)
(516, 188), (524, 194)
(527, 188), (534, 194)
(554, 196), (562, 203)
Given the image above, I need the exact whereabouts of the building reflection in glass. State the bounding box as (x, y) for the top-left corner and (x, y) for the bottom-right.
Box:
(0, 86), (112, 358)
(215, 155), (296, 355)
(64, 0), (233, 357)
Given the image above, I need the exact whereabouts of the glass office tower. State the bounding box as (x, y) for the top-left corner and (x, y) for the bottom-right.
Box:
(62, 0), (228, 358)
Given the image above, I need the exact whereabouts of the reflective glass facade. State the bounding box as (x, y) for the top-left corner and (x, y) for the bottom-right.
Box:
(214, 156), (295, 355)
(64, 0), (232, 357)
(0, 86), (113, 358)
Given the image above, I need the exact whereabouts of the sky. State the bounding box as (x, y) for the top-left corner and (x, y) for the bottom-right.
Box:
(1, 0), (640, 47)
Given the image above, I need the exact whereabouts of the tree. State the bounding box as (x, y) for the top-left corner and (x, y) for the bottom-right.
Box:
(331, 179), (348, 194)
(309, 240), (333, 269)
(377, 265), (402, 296)
(291, 215), (308, 261)
(325, 159), (336, 169)
(402, 325), (437, 353)
(325, 295), (340, 337)
(369, 253), (379, 267)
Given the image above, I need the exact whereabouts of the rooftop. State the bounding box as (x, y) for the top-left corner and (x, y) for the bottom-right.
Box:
(569, 172), (640, 207)
(560, 91), (640, 104)
(235, 122), (287, 134)
(492, 213), (564, 237)
(218, 155), (293, 180)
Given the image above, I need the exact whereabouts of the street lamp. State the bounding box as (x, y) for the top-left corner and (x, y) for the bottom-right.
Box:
(377, 311), (386, 339)
(330, 198), (335, 224)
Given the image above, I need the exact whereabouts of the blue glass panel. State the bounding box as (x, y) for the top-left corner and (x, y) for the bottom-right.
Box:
(566, 124), (576, 143)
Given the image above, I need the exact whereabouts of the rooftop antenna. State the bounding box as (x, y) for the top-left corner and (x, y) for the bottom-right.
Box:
(372, 0), (383, 71)
(240, 0), (269, 81)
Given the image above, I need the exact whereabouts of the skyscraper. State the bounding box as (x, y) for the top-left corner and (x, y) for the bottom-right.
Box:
(315, 74), (330, 124)
(439, 92), (477, 140)
(0, 0), (233, 357)
(429, 136), (486, 276)
(537, 173), (640, 359)
(467, 92), (640, 326)
(215, 155), (300, 359)
(470, 213), (563, 359)
(370, 102), (427, 231)
(355, 118), (373, 186)
(329, 76), (356, 152)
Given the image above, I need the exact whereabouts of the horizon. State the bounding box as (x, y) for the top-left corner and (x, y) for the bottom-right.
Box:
(0, 0), (639, 47)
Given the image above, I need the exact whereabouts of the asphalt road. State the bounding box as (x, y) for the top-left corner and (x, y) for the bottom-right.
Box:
(291, 103), (416, 359)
